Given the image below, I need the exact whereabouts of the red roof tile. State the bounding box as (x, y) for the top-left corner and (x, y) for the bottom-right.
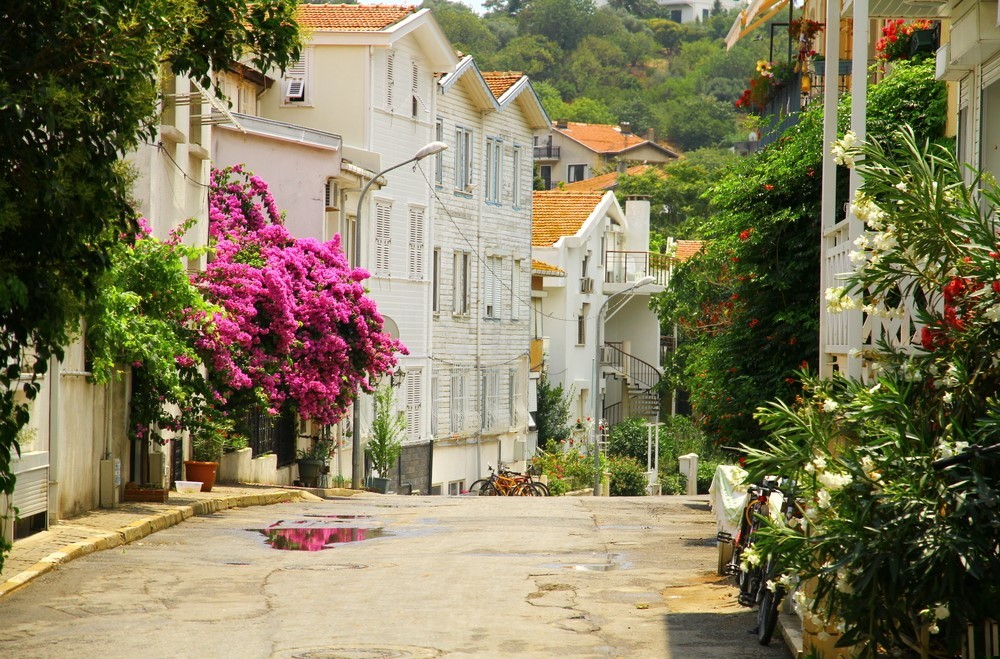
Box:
(674, 240), (704, 263)
(532, 190), (606, 247)
(296, 4), (417, 31)
(560, 165), (661, 192)
(554, 122), (647, 154)
(480, 71), (523, 100)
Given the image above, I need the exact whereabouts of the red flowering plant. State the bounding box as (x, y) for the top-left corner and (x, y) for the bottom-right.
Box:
(195, 166), (406, 425)
(876, 18), (934, 62)
(789, 18), (823, 65)
(735, 60), (795, 112)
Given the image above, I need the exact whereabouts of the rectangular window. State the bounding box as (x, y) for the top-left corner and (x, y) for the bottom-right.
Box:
(408, 206), (424, 279)
(435, 119), (444, 184)
(482, 369), (502, 431)
(450, 370), (466, 433)
(406, 369), (422, 441)
(485, 255), (502, 319)
(568, 164), (586, 183)
(512, 147), (522, 207)
(578, 303), (589, 345)
(455, 127), (473, 191)
(485, 137), (502, 203)
(432, 247), (441, 314)
(452, 251), (470, 314)
(374, 201), (392, 275)
(411, 60), (420, 118)
(283, 52), (308, 104)
(510, 259), (521, 321)
(670, 9), (682, 22)
(430, 376), (439, 436)
(448, 480), (465, 496)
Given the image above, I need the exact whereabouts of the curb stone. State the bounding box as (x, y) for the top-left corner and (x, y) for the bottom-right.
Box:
(0, 489), (304, 600)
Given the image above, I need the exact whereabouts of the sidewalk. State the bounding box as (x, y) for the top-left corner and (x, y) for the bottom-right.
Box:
(0, 483), (355, 599)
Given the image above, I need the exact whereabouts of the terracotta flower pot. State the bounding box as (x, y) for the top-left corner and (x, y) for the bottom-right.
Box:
(183, 461), (219, 492)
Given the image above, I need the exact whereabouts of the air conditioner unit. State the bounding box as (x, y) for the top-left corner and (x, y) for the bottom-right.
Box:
(580, 277), (595, 294)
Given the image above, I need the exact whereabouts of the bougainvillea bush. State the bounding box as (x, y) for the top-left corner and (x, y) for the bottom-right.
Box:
(196, 165), (405, 424)
(746, 128), (1000, 658)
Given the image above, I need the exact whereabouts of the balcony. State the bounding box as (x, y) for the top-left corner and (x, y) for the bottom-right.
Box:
(603, 251), (671, 289)
(533, 145), (560, 161)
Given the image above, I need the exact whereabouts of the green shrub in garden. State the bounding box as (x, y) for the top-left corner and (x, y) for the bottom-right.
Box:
(532, 441), (599, 494)
(608, 455), (648, 496)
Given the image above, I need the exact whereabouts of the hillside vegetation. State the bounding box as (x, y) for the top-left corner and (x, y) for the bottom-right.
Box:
(423, 0), (769, 152)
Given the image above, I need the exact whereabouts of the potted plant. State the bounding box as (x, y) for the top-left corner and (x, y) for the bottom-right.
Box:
(296, 436), (334, 488)
(365, 384), (405, 494)
(185, 416), (244, 492)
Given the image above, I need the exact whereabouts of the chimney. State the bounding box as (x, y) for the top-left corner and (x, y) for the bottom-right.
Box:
(645, 128), (655, 142)
(624, 196), (650, 252)
(619, 122), (631, 135)
(556, 119), (568, 129)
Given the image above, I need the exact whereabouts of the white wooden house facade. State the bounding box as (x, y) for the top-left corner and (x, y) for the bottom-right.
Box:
(429, 58), (549, 492)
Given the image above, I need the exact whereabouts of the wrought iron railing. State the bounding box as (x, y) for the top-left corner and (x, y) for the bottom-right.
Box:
(602, 342), (660, 391)
(604, 250), (670, 286)
(238, 406), (297, 466)
(533, 145), (560, 159)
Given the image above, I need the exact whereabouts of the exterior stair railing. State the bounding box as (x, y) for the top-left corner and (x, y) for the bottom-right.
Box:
(601, 341), (661, 427)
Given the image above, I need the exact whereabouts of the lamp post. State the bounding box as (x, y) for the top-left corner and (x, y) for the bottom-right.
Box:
(592, 274), (656, 495)
(351, 141), (448, 490)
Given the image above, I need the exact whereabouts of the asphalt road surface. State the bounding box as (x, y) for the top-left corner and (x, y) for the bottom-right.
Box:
(0, 494), (791, 658)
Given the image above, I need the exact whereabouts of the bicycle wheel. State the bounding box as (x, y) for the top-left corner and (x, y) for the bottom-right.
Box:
(479, 481), (499, 496)
(530, 481), (550, 496)
(757, 564), (784, 645)
(468, 479), (489, 495)
(514, 482), (539, 496)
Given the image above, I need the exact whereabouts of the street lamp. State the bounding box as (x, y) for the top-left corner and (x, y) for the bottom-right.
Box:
(592, 274), (656, 495)
(351, 141), (448, 490)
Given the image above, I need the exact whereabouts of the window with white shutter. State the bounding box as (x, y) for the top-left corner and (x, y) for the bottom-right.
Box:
(430, 375), (439, 435)
(283, 52), (308, 104)
(455, 127), (473, 191)
(512, 146), (522, 208)
(434, 119), (444, 184)
(432, 248), (441, 314)
(375, 201), (392, 276)
(452, 251), (470, 315)
(485, 138), (502, 203)
(508, 368), (518, 428)
(450, 370), (465, 433)
(386, 50), (395, 110)
(485, 255), (502, 319)
(408, 206), (425, 279)
(406, 369), (422, 441)
(511, 259), (521, 321)
(482, 369), (502, 432)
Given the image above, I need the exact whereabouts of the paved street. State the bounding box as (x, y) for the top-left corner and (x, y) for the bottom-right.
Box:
(0, 494), (791, 658)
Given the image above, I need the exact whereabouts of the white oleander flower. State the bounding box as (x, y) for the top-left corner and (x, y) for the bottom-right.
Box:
(816, 489), (832, 509)
(823, 399), (838, 412)
(935, 604), (950, 619)
(818, 471), (852, 491)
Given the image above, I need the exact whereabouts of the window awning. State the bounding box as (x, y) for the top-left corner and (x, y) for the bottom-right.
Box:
(725, 0), (792, 50)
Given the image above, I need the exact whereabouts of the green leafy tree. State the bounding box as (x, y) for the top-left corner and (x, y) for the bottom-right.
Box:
(517, 0), (597, 52)
(663, 95), (736, 150)
(422, 0), (499, 57)
(536, 376), (572, 449)
(491, 34), (563, 80)
(0, 0), (300, 572)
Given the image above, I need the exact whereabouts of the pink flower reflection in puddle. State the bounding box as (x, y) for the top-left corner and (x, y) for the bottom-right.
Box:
(258, 520), (385, 551)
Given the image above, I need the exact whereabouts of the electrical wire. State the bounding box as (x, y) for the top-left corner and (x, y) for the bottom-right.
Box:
(146, 141), (212, 189)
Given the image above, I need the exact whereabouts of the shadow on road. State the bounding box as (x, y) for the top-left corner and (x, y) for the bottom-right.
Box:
(663, 610), (793, 658)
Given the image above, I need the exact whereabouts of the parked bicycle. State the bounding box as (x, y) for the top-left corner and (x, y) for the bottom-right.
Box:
(719, 475), (799, 645)
(469, 464), (549, 496)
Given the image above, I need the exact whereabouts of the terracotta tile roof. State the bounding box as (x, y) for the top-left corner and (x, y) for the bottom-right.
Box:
(674, 240), (704, 263)
(480, 71), (523, 99)
(532, 190), (605, 247)
(296, 4), (417, 31)
(561, 165), (659, 192)
(555, 122), (648, 154)
(531, 259), (565, 275)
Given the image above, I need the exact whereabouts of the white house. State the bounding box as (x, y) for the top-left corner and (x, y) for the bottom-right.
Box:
(429, 58), (550, 493)
(531, 190), (666, 436)
(259, 5), (460, 493)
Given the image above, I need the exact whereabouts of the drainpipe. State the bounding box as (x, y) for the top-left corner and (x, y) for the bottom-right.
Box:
(47, 355), (61, 524)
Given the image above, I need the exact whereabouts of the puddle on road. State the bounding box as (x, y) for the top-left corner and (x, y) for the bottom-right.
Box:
(540, 552), (632, 572)
(302, 514), (372, 520)
(253, 519), (387, 551)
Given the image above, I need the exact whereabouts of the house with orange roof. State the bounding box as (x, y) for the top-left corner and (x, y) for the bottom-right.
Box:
(559, 164), (663, 192)
(534, 121), (679, 189)
(427, 55), (549, 489)
(531, 189), (668, 450)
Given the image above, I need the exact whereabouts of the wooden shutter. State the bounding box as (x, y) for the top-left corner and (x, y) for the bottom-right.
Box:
(408, 207), (424, 279)
(406, 369), (421, 441)
(375, 201), (392, 275)
(386, 50), (395, 110)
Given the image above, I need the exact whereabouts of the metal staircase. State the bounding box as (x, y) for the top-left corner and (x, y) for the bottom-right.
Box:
(600, 342), (661, 427)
